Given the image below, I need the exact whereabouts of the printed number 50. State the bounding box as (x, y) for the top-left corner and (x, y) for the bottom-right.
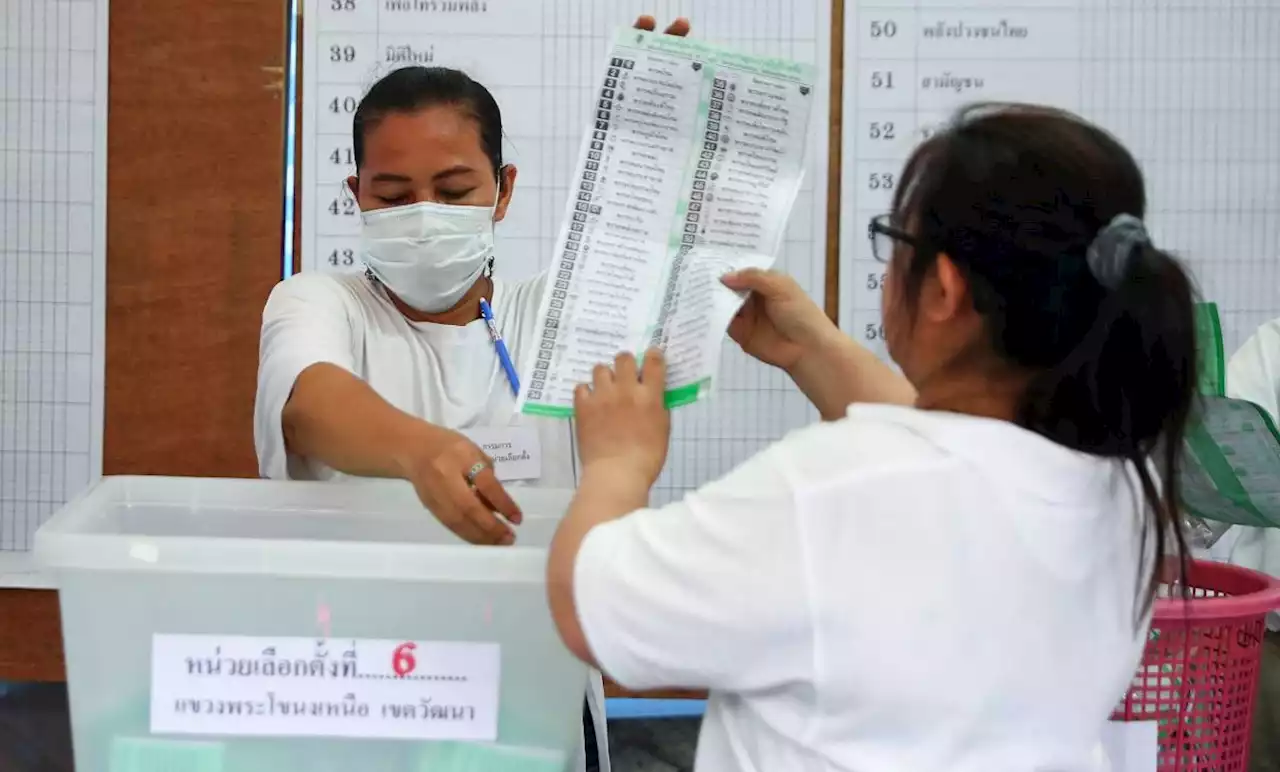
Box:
(393, 642), (417, 677)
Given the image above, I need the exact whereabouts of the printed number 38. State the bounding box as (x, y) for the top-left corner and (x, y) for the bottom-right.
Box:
(393, 642), (417, 677)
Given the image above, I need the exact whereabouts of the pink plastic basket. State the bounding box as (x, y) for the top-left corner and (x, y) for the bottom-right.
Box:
(1111, 559), (1280, 771)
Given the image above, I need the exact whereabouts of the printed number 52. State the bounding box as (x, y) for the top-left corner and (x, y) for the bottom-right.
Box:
(393, 642), (417, 677)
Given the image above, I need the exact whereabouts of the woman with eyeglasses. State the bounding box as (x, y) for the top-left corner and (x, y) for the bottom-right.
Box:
(545, 103), (1198, 771)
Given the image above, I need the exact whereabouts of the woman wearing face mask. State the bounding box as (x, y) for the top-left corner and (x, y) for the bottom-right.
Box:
(254, 15), (689, 543)
(253, 16), (689, 772)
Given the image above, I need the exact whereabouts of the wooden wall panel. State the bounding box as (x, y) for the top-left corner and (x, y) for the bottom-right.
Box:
(102, 0), (289, 478)
(825, 0), (846, 321)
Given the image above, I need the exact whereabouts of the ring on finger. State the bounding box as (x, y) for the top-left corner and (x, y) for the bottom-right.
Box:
(464, 461), (488, 488)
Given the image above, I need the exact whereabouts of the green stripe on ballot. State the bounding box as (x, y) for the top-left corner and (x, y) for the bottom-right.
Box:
(1181, 302), (1280, 529)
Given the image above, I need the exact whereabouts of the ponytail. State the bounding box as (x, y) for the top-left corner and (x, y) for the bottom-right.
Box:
(893, 104), (1198, 615)
(1017, 230), (1197, 612)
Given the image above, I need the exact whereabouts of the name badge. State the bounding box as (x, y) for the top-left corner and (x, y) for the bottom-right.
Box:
(461, 427), (542, 483)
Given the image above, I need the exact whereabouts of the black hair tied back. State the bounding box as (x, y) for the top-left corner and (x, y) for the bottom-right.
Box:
(351, 66), (504, 176)
(893, 103), (1197, 616)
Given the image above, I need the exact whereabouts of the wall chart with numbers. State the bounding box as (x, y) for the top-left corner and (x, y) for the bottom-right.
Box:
(1, 0), (108, 584)
(840, 0), (1280, 358)
(299, 0), (833, 503)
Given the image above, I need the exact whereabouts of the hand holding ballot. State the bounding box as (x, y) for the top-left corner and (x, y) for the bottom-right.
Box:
(573, 350), (672, 491)
(723, 268), (837, 371)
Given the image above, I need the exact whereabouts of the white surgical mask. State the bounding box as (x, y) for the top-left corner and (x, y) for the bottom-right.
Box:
(360, 191), (498, 313)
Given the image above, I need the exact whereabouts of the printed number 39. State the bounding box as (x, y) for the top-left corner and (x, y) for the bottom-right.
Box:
(392, 642), (417, 677)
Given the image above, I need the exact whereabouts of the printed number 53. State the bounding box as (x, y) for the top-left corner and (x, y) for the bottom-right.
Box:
(393, 642), (417, 677)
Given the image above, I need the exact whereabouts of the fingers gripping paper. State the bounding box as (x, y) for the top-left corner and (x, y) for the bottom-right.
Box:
(515, 29), (815, 418)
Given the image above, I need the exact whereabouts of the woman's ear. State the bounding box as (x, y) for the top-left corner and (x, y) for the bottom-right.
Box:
(927, 252), (971, 323)
(345, 175), (359, 199)
(495, 165), (518, 222)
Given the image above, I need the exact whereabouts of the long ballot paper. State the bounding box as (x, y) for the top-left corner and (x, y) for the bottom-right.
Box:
(1182, 302), (1280, 532)
(517, 29), (816, 418)
(1184, 398), (1280, 531)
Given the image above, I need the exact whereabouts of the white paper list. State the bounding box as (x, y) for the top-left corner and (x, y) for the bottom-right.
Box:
(0, 0), (107, 581)
(299, 0), (832, 504)
(841, 0), (1280, 358)
(518, 30), (814, 417)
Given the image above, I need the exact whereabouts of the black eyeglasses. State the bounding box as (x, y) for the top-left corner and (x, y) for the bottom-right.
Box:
(867, 214), (919, 263)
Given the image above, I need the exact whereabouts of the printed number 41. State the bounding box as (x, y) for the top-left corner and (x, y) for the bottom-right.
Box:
(392, 642), (417, 677)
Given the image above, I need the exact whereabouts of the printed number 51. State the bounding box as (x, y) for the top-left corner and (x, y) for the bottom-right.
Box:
(393, 642), (417, 677)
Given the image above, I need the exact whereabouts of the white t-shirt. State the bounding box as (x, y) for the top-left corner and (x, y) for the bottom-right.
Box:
(1210, 318), (1280, 629)
(575, 404), (1151, 772)
(253, 269), (609, 772)
(253, 270), (575, 487)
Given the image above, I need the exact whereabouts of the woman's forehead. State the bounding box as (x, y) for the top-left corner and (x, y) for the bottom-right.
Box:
(361, 107), (487, 174)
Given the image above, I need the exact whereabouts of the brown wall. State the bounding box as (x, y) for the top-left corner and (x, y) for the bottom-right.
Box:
(103, 0), (289, 478)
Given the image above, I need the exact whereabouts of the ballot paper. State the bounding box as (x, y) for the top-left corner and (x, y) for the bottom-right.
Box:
(517, 28), (815, 418)
(1180, 301), (1280, 535)
(1183, 397), (1280, 530)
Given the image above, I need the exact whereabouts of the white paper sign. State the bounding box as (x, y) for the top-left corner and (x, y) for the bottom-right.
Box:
(1101, 721), (1158, 772)
(150, 635), (501, 741)
(461, 427), (542, 482)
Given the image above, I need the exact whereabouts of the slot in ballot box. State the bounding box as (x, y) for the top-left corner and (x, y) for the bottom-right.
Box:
(34, 476), (587, 772)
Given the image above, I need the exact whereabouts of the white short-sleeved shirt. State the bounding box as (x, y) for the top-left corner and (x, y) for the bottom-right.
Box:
(1211, 318), (1280, 629)
(575, 404), (1151, 772)
(253, 270), (575, 487)
(253, 269), (609, 772)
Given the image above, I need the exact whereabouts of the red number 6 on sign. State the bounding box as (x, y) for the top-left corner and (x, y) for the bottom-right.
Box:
(392, 642), (417, 677)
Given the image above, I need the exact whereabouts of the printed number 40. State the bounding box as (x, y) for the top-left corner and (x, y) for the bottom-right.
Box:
(392, 642), (417, 677)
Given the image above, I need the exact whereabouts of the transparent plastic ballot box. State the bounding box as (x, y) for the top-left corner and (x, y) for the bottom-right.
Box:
(34, 475), (587, 772)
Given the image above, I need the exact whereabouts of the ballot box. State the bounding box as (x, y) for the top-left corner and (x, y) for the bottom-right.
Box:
(35, 476), (586, 772)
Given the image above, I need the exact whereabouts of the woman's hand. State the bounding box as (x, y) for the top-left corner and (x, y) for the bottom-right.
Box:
(723, 268), (837, 371)
(633, 14), (692, 37)
(399, 426), (522, 546)
(574, 350), (671, 490)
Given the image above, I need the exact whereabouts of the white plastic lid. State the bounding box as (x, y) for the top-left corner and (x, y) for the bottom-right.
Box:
(35, 476), (572, 583)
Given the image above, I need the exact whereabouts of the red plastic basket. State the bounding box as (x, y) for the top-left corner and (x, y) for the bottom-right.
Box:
(1111, 559), (1280, 771)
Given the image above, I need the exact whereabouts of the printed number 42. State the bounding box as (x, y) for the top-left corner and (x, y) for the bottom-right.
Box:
(392, 642), (417, 677)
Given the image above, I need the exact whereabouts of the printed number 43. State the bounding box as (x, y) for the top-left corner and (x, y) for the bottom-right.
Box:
(392, 642), (417, 677)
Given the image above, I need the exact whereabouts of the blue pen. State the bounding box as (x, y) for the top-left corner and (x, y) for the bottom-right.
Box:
(479, 298), (521, 397)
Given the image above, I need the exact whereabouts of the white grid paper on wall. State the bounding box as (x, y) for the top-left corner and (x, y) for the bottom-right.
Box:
(841, 0), (1280, 357)
(0, 0), (107, 576)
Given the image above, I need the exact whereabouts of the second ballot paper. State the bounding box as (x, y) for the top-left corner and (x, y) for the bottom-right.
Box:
(516, 28), (815, 418)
